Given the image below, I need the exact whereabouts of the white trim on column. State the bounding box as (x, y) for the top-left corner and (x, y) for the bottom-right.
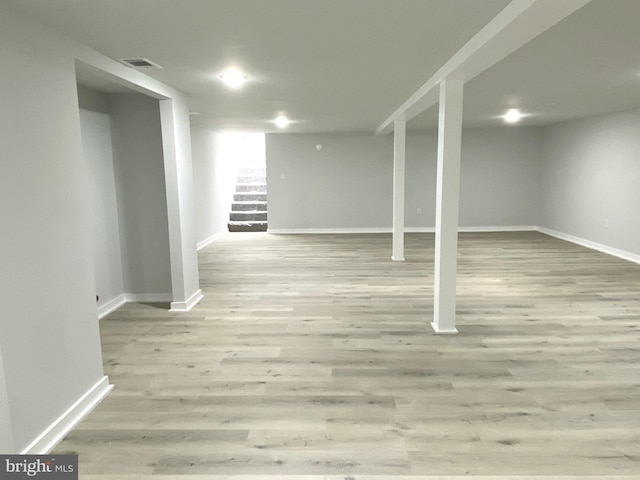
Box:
(170, 289), (204, 312)
(159, 99), (189, 307)
(432, 78), (464, 335)
(537, 226), (640, 265)
(431, 324), (460, 335)
(21, 376), (113, 454)
(392, 117), (407, 262)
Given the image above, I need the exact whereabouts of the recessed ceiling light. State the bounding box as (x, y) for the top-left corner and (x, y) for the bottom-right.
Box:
(274, 115), (291, 128)
(219, 67), (248, 90)
(503, 108), (524, 124)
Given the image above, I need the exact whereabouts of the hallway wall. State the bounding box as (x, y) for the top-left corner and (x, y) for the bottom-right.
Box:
(0, 2), (200, 452)
(79, 89), (125, 312)
(0, 5), (106, 452)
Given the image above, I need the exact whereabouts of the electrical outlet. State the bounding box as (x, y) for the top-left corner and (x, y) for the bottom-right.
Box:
(280, 173), (285, 180)
(417, 208), (422, 215)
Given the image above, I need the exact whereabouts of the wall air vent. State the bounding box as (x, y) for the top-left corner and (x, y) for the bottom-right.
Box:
(118, 58), (162, 69)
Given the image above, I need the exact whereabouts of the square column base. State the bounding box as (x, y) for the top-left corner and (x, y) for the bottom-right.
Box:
(431, 322), (458, 334)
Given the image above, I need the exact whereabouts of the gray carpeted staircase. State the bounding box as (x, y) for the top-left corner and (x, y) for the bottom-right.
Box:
(228, 167), (268, 232)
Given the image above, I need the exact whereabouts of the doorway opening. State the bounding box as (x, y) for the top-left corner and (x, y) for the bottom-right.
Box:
(75, 62), (173, 321)
(224, 132), (268, 232)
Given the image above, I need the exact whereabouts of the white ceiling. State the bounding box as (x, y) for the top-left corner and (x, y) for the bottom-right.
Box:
(412, 0), (640, 129)
(6, 0), (640, 132)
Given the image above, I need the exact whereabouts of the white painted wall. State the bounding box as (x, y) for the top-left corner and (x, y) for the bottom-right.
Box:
(541, 108), (640, 257)
(110, 94), (172, 297)
(77, 84), (110, 113)
(266, 128), (542, 231)
(266, 133), (394, 230)
(191, 130), (238, 246)
(461, 128), (542, 227)
(0, 6), (106, 452)
(78, 88), (125, 311)
(159, 97), (201, 306)
(0, 3), (201, 451)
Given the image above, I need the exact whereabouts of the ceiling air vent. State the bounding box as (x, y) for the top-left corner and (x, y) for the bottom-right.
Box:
(118, 58), (162, 69)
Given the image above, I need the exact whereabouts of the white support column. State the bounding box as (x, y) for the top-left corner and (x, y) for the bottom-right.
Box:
(159, 98), (204, 312)
(392, 117), (407, 261)
(432, 78), (464, 334)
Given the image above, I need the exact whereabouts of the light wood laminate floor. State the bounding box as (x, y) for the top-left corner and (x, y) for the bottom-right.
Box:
(55, 232), (640, 479)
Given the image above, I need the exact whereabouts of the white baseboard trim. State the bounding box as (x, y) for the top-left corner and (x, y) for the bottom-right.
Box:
(170, 289), (204, 312)
(22, 376), (113, 454)
(269, 226), (538, 235)
(536, 226), (640, 265)
(125, 293), (173, 303)
(406, 226), (536, 233)
(431, 322), (459, 335)
(97, 294), (127, 320)
(97, 293), (173, 319)
(268, 227), (390, 234)
(197, 231), (227, 250)
(97, 291), (202, 318)
(459, 225), (538, 232)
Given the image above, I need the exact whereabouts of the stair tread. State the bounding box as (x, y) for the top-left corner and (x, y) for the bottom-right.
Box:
(228, 221), (268, 226)
(228, 225), (268, 232)
(228, 221), (268, 225)
(230, 213), (267, 218)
